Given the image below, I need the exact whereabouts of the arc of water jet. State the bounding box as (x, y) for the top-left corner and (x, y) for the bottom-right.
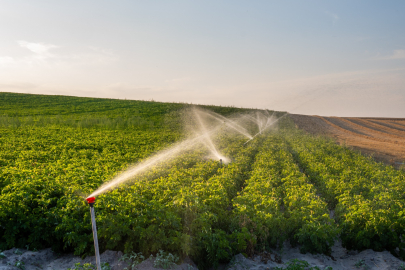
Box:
(193, 109), (223, 160)
(256, 112), (264, 133)
(88, 123), (225, 198)
(244, 113), (289, 145)
(242, 111), (270, 134)
(196, 109), (253, 139)
(260, 111), (275, 134)
(256, 111), (273, 133)
(89, 108), (256, 198)
(241, 114), (258, 124)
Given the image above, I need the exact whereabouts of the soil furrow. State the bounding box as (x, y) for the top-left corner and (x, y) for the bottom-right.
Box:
(341, 118), (405, 142)
(324, 117), (368, 136)
(290, 115), (405, 168)
(371, 120), (405, 132)
(392, 121), (405, 127)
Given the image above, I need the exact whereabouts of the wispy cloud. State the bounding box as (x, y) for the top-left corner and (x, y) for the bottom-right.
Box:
(0, 41), (118, 68)
(18, 40), (58, 58)
(325, 11), (339, 24)
(381, 49), (405, 60)
(0, 40), (58, 66)
(0, 56), (15, 67)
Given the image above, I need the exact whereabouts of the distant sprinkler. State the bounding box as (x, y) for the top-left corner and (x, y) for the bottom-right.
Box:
(86, 197), (101, 270)
(220, 159), (222, 166)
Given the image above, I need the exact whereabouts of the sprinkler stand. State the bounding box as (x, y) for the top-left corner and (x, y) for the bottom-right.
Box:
(86, 197), (101, 270)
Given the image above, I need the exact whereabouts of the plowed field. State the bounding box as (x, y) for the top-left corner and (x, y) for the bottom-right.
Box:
(290, 114), (405, 168)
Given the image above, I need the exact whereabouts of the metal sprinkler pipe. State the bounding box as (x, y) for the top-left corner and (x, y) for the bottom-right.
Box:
(86, 197), (101, 270)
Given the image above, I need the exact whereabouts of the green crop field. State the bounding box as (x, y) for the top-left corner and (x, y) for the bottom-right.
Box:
(1, 92), (405, 269)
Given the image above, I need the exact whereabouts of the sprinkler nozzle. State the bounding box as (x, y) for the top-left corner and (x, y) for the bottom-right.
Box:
(86, 197), (96, 206)
(86, 196), (101, 270)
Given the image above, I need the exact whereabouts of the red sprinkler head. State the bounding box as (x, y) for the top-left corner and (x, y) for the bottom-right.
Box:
(86, 197), (96, 206)
(86, 196), (101, 269)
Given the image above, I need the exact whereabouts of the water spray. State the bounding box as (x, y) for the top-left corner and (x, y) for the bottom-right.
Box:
(197, 109), (253, 139)
(86, 197), (101, 270)
(243, 113), (289, 145)
(87, 108), (266, 198)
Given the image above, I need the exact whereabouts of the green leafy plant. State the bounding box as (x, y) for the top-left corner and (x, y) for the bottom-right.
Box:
(201, 229), (232, 268)
(14, 249), (23, 255)
(274, 259), (309, 270)
(354, 259), (370, 269)
(101, 262), (111, 270)
(14, 260), (25, 270)
(274, 259), (332, 270)
(67, 262), (110, 270)
(2, 92), (405, 269)
(0, 251), (6, 259)
(119, 252), (145, 270)
(68, 262), (96, 270)
(153, 250), (179, 269)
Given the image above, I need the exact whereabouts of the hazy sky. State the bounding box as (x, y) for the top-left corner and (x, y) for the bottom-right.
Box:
(1, 1), (404, 117)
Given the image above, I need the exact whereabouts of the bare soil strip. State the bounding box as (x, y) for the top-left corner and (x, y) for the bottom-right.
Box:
(323, 117), (368, 136)
(358, 119), (405, 137)
(349, 118), (405, 136)
(341, 118), (405, 143)
(318, 116), (397, 144)
(290, 114), (405, 168)
(371, 120), (405, 132)
(392, 121), (405, 127)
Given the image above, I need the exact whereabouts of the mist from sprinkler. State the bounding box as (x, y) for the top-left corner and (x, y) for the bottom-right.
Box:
(87, 125), (223, 198)
(244, 112), (288, 145)
(199, 110), (253, 140)
(193, 108), (229, 163)
(83, 108), (283, 270)
(87, 107), (279, 199)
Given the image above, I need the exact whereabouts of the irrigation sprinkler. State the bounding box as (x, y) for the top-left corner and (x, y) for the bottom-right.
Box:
(86, 197), (101, 270)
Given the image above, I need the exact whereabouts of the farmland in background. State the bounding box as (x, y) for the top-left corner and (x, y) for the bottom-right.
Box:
(1, 92), (405, 269)
(290, 114), (405, 168)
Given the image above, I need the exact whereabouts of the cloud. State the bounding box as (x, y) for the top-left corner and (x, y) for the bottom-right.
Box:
(18, 41), (57, 55)
(0, 40), (58, 67)
(17, 41), (58, 61)
(0, 56), (15, 67)
(0, 41), (118, 68)
(382, 49), (405, 60)
(325, 11), (339, 24)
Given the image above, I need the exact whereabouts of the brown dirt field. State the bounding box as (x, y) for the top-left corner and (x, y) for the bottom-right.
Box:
(290, 114), (405, 169)
(370, 119), (405, 132)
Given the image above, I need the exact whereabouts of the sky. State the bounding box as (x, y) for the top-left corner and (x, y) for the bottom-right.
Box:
(0, 1), (404, 117)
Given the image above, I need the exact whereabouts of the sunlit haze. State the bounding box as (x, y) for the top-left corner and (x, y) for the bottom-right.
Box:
(1, 1), (404, 117)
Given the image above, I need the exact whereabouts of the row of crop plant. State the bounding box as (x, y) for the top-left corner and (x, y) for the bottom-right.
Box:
(0, 124), (217, 254)
(0, 118), (263, 270)
(91, 135), (262, 269)
(285, 129), (405, 257)
(232, 134), (339, 256)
